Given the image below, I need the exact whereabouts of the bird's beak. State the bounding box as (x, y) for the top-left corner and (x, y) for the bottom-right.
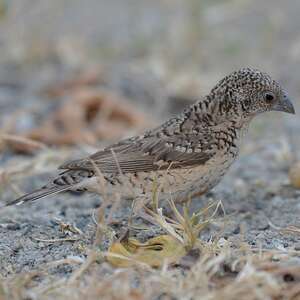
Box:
(272, 94), (295, 114)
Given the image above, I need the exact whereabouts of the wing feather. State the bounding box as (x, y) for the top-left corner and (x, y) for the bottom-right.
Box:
(59, 130), (216, 174)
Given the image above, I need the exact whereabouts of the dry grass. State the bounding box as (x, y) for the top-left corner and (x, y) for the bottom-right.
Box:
(0, 0), (299, 298)
(1, 245), (299, 300)
(1, 167), (300, 300)
(0, 140), (299, 300)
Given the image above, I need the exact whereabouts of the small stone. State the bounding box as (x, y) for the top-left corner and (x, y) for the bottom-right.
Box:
(258, 223), (270, 231)
(272, 255), (281, 262)
(289, 162), (300, 189)
(12, 243), (23, 253)
(6, 223), (21, 230)
(232, 226), (240, 234)
(283, 273), (295, 282)
(294, 243), (300, 251)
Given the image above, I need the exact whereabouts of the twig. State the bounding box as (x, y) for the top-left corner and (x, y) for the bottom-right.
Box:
(33, 237), (80, 243)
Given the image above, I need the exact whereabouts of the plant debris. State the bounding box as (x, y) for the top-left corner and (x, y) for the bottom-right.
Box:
(27, 89), (150, 146)
(289, 161), (300, 189)
(107, 234), (186, 268)
(0, 134), (48, 155)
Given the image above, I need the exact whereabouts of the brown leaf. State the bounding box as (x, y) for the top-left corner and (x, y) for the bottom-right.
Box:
(28, 88), (151, 146)
(0, 134), (47, 155)
(42, 68), (104, 98)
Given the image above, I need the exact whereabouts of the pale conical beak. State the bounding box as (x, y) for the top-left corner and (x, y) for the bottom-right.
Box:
(272, 94), (295, 114)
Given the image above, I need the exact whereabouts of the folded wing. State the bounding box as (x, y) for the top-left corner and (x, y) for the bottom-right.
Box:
(59, 130), (216, 174)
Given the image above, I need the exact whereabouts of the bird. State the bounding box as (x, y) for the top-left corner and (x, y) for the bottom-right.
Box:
(5, 67), (295, 208)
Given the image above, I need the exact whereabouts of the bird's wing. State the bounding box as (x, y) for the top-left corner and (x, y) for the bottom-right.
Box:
(59, 128), (217, 174)
(7, 124), (217, 207)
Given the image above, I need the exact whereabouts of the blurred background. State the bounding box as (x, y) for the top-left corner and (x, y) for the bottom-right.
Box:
(1, 0), (300, 284)
(0, 0), (299, 156)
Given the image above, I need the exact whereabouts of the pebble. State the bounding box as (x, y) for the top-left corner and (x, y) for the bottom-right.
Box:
(6, 223), (21, 230)
(232, 226), (240, 234)
(0, 222), (21, 230)
(294, 243), (300, 251)
(258, 223), (270, 231)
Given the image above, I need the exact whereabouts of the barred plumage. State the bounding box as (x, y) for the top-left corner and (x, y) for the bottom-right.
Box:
(7, 68), (295, 207)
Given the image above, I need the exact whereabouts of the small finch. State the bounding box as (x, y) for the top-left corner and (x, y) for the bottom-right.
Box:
(6, 68), (295, 207)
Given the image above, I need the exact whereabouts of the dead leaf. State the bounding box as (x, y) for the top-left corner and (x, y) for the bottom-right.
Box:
(0, 134), (47, 154)
(107, 234), (186, 268)
(43, 68), (104, 98)
(28, 89), (150, 146)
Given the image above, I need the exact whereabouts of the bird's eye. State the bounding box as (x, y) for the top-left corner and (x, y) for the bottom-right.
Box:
(264, 92), (275, 103)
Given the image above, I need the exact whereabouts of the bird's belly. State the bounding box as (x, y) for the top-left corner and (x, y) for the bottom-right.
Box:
(159, 154), (236, 202)
(83, 152), (237, 203)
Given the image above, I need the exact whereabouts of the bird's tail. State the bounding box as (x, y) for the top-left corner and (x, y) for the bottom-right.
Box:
(4, 185), (71, 207)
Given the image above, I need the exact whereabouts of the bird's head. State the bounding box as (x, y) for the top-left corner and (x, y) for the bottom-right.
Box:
(212, 67), (295, 119)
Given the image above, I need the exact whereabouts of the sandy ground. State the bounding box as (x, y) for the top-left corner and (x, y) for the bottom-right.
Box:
(0, 0), (299, 299)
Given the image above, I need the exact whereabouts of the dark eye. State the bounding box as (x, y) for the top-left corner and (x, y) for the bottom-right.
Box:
(264, 92), (275, 103)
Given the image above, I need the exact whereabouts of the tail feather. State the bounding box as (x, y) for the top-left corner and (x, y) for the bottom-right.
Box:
(5, 186), (71, 207)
